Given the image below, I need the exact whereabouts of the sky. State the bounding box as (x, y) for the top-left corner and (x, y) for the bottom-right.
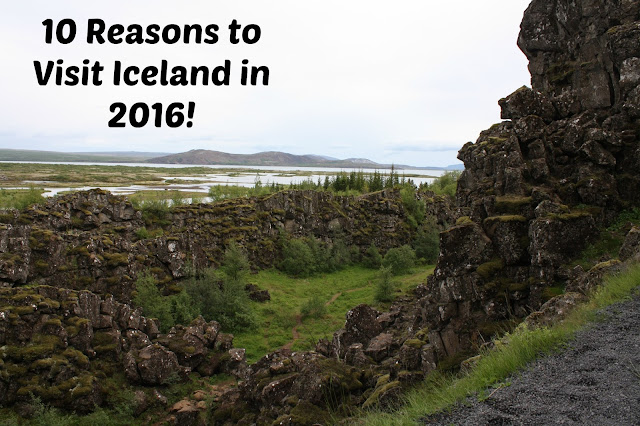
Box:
(0, 1), (532, 167)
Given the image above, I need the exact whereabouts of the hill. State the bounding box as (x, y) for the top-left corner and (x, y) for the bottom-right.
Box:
(0, 149), (168, 163)
(147, 149), (408, 169)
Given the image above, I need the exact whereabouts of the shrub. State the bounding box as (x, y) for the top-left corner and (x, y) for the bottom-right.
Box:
(413, 218), (440, 264)
(400, 185), (426, 228)
(221, 241), (250, 282)
(135, 227), (150, 240)
(279, 235), (353, 277)
(363, 244), (383, 269)
(133, 273), (197, 333)
(185, 267), (256, 331)
(375, 266), (394, 303)
(133, 273), (173, 332)
(300, 294), (327, 319)
(280, 238), (316, 277)
(382, 245), (416, 275)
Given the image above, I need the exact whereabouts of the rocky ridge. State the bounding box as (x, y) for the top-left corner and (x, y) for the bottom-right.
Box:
(0, 188), (450, 302)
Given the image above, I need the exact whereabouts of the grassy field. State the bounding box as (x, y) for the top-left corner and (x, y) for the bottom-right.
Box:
(234, 265), (435, 362)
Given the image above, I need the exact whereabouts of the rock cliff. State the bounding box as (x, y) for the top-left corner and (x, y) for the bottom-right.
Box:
(414, 0), (640, 363)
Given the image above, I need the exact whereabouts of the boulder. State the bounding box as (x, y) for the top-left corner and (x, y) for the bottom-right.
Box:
(331, 304), (382, 358)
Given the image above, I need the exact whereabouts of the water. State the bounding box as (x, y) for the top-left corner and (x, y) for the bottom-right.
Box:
(1, 161), (446, 197)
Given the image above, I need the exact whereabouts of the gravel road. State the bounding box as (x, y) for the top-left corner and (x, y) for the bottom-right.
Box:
(423, 295), (640, 425)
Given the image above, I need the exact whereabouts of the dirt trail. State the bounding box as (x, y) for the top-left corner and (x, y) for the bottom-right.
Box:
(282, 314), (302, 350)
(424, 295), (640, 425)
(326, 292), (342, 306)
(324, 284), (371, 307)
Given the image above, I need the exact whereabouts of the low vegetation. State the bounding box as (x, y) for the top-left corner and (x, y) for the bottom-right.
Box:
(134, 242), (256, 333)
(0, 188), (45, 210)
(234, 265), (435, 362)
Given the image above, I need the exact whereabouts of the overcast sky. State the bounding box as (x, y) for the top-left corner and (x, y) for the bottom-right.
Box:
(0, 1), (532, 167)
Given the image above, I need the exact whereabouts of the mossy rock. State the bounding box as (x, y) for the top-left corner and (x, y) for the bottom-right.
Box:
(7, 334), (63, 362)
(274, 400), (331, 425)
(414, 327), (429, 341)
(362, 380), (401, 409)
(62, 347), (90, 368)
(477, 258), (505, 280)
(103, 252), (129, 267)
(476, 319), (519, 338)
(483, 215), (527, 225)
(547, 211), (592, 221)
(494, 196), (533, 214)
(403, 338), (424, 349)
(455, 216), (474, 226)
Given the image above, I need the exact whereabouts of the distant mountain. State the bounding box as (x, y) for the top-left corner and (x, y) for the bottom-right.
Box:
(147, 149), (408, 169)
(0, 149), (169, 163)
(0, 148), (461, 170)
(445, 163), (464, 170)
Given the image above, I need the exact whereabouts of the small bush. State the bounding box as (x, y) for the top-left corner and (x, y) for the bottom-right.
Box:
(413, 219), (440, 264)
(300, 294), (327, 319)
(375, 266), (394, 303)
(382, 245), (417, 275)
(279, 236), (353, 278)
(363, 244), (383, 269)
(185, 268), (256, 331)
(135, 227), (150, 240)
(400, 185), (426, 228)
(280, 238), (316, 277)
(133, 273), (174, 332)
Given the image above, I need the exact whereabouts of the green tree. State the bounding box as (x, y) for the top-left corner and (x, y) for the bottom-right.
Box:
(185, 267), (256, 331)
(221, 241), (250, 282)
(382, 245), (416, 275)
(362, 243), (383, 269)
(280, 238), (316, 277)
(133, 273), (174, 332)
(374, 266), (394, 303)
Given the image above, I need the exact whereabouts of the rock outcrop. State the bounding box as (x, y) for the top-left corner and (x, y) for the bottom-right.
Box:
(411, 0), (640, 366)
(0, 285), (237, 415)
(0, 188), (452, 303)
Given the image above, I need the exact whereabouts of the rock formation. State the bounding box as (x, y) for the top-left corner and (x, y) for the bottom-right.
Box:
(416, 0), (640, 365)
(0, 188), (451, 303)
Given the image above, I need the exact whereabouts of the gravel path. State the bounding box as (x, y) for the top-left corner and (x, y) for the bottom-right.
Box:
(424, 295), (640, 425)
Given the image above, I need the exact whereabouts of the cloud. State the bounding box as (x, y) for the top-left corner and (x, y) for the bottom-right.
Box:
(0, 0), (531, 167)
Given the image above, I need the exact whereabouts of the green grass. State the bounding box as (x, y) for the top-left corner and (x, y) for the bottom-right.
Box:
(0, 188), (45, 209)
(361, 262), (640, 425)
(571, 207), (640, 269)
(234, 265), (434, 363)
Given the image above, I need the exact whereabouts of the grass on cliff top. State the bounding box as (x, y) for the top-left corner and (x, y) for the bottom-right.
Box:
(0, 188), (45, 210)
(361, 262), (640, 425)
(572, 207), (640, 270)
(234, 265), (435, 363)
